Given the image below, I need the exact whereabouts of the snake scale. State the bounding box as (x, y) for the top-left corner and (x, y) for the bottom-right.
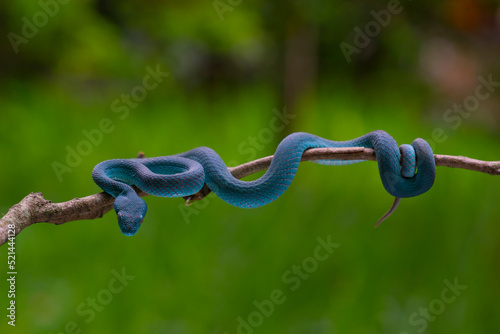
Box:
(92, 131), (436, 236)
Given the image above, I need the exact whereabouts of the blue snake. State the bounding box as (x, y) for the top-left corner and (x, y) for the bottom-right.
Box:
(92, 131), (436, 236)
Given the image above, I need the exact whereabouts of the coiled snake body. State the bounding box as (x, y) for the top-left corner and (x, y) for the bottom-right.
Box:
(92, 131), (436, 236)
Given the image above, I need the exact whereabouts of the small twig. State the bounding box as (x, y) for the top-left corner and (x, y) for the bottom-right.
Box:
(1, 147), (499, 246)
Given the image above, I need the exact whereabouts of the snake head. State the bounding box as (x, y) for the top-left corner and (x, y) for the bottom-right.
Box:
(114, 195), (148, 236)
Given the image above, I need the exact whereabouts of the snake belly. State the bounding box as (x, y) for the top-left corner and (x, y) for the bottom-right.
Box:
(92, 131), (436, 236)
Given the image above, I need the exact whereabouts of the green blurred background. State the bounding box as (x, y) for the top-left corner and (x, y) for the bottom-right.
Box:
(1, 0), (500, 333)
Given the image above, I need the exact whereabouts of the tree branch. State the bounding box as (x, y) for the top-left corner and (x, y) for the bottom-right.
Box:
(1, 147), (499, 246)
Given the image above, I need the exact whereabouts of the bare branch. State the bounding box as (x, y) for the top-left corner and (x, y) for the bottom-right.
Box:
(1, 147), (499, 246)
(226, 148), (500, 177)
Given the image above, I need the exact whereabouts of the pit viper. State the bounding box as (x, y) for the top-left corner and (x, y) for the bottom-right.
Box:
(92, 131), (436, 236)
